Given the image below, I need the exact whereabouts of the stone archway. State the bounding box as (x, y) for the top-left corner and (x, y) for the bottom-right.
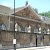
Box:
(42, 28), (47, 34)
(15, 23), (21, 31)
(15, 22), (25, 32)
(33, 25), (39, 33)
(25, 24), (31, 33)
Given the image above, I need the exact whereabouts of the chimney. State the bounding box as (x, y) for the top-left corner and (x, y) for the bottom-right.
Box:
(25, 1), (28, 6)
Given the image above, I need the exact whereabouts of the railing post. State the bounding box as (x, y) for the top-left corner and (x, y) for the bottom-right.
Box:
(43, 34), (44, 46)
(30, 33), (32, 42)
(36, 33), (38, 47)
(49, 34), (50, 45)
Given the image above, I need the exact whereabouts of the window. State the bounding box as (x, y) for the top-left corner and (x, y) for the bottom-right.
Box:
(21, 26), (25, 32)
(25, 25), (31, 33)
(34, 27), (39, 33)
(42, 28), (47, 34)
(15, 23), (25, 32)
(0, 23), (6, 30)
(15, 23), (31, 32)
(2, 24), (6, 30)
(15, 23), (21, 32)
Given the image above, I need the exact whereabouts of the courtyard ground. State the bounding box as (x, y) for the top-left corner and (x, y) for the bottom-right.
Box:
(16, 46), (50, 50)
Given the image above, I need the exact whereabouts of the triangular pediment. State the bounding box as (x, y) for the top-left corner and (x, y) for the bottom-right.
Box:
(12, 5), (40, 21)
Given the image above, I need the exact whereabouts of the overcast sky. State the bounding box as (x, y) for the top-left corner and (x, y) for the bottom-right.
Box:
(0, 0), (50, 13)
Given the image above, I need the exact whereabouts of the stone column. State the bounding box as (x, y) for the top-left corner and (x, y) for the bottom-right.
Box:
(8, 16), (10, 30)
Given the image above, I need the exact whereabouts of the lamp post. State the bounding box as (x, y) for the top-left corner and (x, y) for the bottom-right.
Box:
(13, 0), (16, 50)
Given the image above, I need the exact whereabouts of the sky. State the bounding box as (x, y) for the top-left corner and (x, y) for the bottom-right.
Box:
(0, 0), (50, 13)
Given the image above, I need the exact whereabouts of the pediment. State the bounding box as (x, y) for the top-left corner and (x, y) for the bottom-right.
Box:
(12, 5), (40, 21)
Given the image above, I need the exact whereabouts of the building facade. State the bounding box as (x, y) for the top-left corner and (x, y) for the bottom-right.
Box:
(0, 5), (50, 48)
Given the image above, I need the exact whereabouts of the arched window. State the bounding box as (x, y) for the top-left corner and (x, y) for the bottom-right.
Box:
(15, 23), (25, 32)
(25, 25), (31, 33)
(15, 23), (21, 31)
(42, 28), (47, 34)
(15, 23), (32, 32)
(34, 26), (39, 33)
(0, 23), (6, 30)
(47, 29), (50, 34)
(20, 26), (25, 32)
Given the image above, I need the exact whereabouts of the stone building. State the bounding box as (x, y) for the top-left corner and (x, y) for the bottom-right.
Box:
(0, 5), (50, 48)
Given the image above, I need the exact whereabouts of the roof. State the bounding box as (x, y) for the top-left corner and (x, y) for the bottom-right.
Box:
(38, 15), (50, 24)
(0, 5), (11, 14)
(10, 5), (41, 21)
(0, 5), (50, 25)
(10, 5), (30, 14)
(0, 5), (40, 20)
(43, 18), (50, 24)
